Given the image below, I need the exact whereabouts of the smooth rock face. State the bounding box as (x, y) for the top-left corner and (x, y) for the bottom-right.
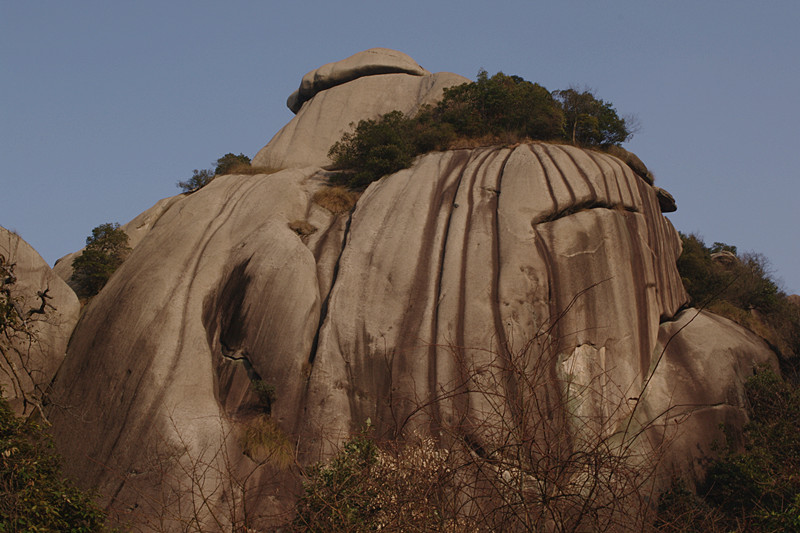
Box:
(0, 227), (79, 415)
(255, 71), (469, 170)
(287, 47), (430, 113)
(43, 140), (774, 528)
(644, 309), (776, 482)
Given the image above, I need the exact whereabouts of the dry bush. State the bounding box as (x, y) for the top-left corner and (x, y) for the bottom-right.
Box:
(240, 414), (293, 469)
(296, 296), (675, 532)
(312, 186), (360, 215)
(222, 162), (278, 175)
(288, 220), (317, 238)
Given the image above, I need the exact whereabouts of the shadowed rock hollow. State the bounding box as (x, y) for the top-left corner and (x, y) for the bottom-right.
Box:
(42, 50), (776, 529)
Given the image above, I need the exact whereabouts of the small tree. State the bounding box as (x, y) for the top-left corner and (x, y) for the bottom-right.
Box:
(71, 222), (131, 299)
(177, 168), (215, 194)
(553, 88), (631, 146)
(214, 153), (251, 176)
(177, 154), (254, 193)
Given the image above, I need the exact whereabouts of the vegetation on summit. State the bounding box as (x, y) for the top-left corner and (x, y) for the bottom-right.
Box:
(328, 70), (633, 189)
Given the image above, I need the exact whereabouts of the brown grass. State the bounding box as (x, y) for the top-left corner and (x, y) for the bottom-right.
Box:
(239, 415), (293, 469)
(223, 162), (279, 175)
(312, 186), (360, 215)
(288, 220), (317, 237)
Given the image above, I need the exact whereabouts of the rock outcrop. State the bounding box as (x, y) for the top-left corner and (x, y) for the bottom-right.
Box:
(287, 48), (430, 113)
(253, 48), (469, 171)
(0, 226), (79, 416)
(38, 50), (776, 529)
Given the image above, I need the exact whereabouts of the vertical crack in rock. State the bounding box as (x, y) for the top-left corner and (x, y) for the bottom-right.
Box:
(490, 147), (523, 428)
(307, 212), (354, 366)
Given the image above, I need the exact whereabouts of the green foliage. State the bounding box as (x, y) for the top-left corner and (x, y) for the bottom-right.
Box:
(251, 380), (276, 412)
(436, 70), (564, 141)
(213, 152), (251, 176)
(177, 168), (215, 194)
(658, 367), (800, 531)
(178, 153), (254, 193)
(71, 223), (131, 299)
(328, 70), (632, 189)
(293, 429), (381, 531)
(328, 110), (454, 189)
(553, 88), (631, 146)
(0, 394), (107, 532)
(676, 233), (799, 368)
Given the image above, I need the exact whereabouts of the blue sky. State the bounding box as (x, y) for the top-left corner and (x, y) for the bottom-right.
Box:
(2, 1), (798, 293)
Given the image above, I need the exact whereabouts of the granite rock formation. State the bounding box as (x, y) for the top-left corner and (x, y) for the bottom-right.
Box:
(40, 50), (777, 529)
(253, 48), (469, 171)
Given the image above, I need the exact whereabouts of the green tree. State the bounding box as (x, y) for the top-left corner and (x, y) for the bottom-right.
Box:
(328, 111), (433, 189)
(177, 168), (215, 194)
(436, 70), (564, 141)
(0, 394), (107, 532)
(553, 88), (631, 146)
(213, 153), (251, 176)
(293, 429), (381, 531)
(657, 367), (800, 532)
(71, 222), (131, 299)
(178, 153), (254, 193)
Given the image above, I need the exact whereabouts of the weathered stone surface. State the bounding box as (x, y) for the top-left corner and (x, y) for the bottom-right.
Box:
(41, 50), (777, 529)
(42, 139), (769, 530)
(254, 50), (469, 171)
(654, 185), (677, 212)
(1, 227), (79, 416)
(711, 249), (739, 267)
(255, 71), (468, 171)
(287, 48), (430, 113)
(642, 308), (776, 484)
(606, 145), (654, 184)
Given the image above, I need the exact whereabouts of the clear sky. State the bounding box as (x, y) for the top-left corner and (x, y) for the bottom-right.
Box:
(2, 1), (798, 293)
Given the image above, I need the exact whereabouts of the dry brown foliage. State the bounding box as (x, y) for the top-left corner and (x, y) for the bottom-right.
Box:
(312, 186), (360, 215)
(288, 220), (317, 238)
(222, 162), (278, 175)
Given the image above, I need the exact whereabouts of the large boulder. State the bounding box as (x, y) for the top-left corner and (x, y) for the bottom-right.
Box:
(287, 47), (430, 113)
(0, 226), (79, 416)
(44, 50), (778, 529)
(253, 49), (469, 171)
(44, 141), (774, 528)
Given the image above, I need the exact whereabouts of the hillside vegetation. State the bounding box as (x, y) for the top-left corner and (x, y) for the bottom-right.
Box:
(329, 70), (633, 189)
(677, 233), (800, 376)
